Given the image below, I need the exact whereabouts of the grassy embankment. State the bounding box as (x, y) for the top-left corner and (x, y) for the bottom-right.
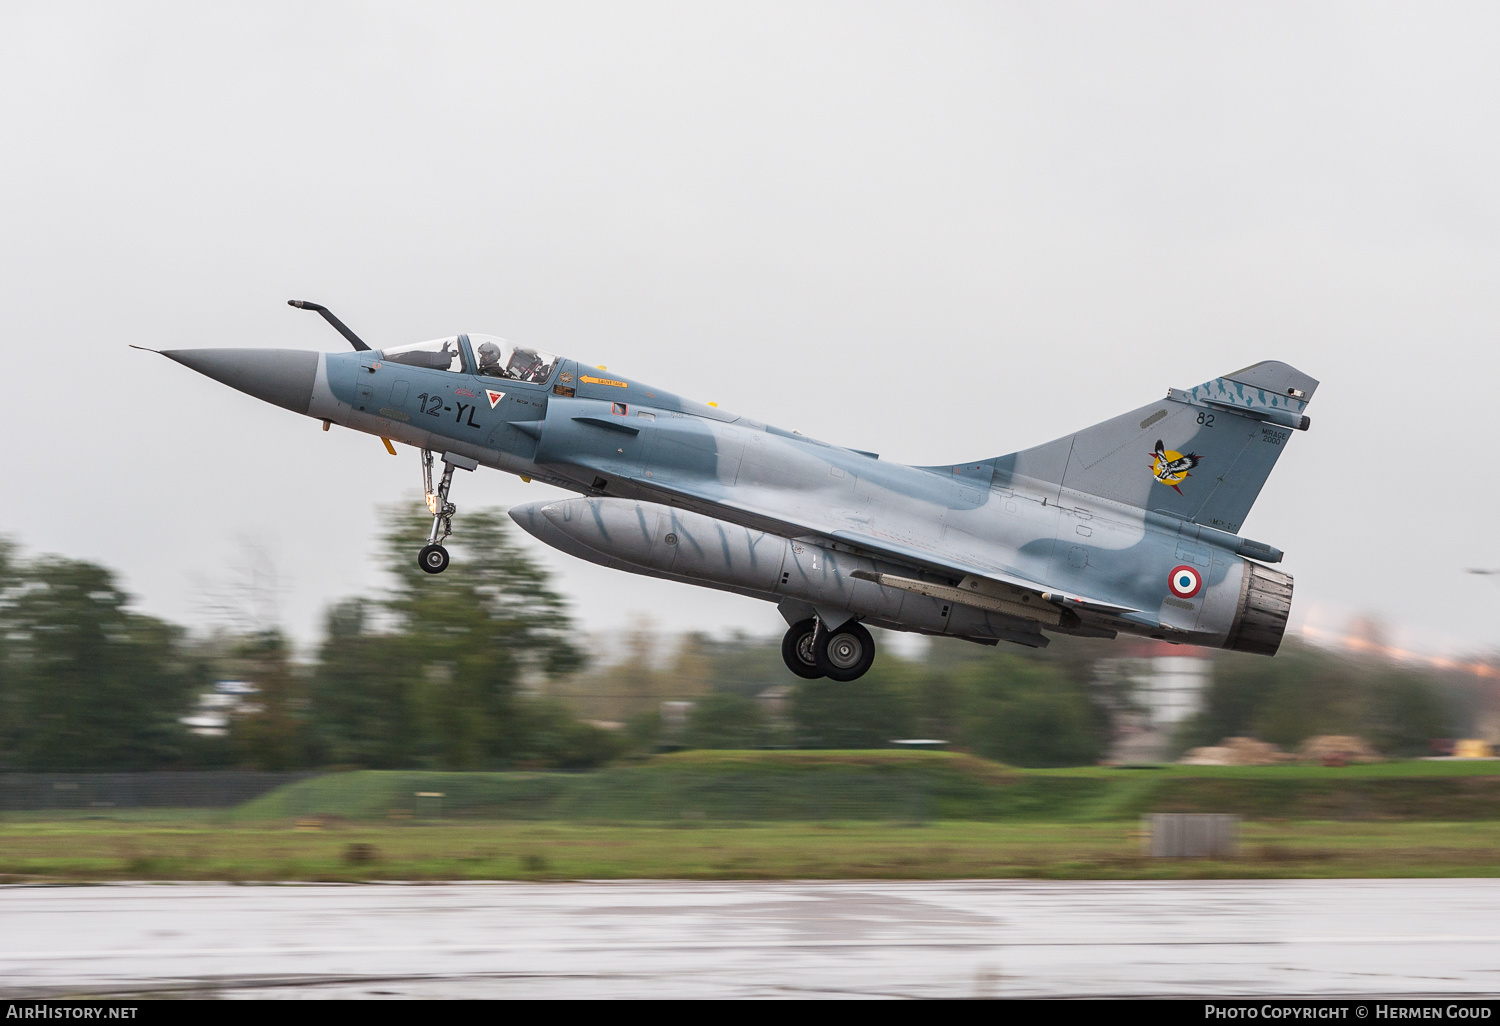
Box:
(4, 751), (1500, 882)
(228, 750), (1500, 822)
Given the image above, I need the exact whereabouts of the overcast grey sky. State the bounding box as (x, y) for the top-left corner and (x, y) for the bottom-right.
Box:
(1, 1), (1497, 657)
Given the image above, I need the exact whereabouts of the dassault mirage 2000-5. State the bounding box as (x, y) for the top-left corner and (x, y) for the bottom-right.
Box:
(144, 300), (1314, 682)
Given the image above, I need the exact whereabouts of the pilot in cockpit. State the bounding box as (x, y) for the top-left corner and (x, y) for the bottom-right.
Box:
(475, 341), (506, 378)
(474, 339), (553, 382)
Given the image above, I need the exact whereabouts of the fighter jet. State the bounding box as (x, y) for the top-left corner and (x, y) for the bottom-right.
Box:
(145, 301), (1315, 681)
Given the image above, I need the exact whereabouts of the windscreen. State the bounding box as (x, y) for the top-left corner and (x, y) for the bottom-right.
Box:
(380, 337), (465, 373)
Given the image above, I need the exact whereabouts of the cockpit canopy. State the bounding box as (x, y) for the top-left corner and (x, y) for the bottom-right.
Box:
(377, 334), (561, 384)
(380, 337), (465, 373)
(468, 334), (559, 384)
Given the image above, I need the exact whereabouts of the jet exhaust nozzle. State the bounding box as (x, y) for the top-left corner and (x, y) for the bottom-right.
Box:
(1224, 561), (1294, 656)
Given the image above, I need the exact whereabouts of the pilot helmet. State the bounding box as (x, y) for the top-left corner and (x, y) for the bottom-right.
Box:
(477, 341), (501, 365)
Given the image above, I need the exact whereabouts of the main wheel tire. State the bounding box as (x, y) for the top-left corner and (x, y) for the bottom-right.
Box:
(781, 619), (825, 679)
(417, 544), (450, 575)
(814, 621), (876, 682)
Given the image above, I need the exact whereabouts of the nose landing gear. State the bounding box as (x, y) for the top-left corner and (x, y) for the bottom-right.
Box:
(417, 449), (478, 575)
(418, 542), (449, 574)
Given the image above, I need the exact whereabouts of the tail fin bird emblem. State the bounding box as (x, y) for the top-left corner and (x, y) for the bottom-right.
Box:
(1149, 439), (1201, 494)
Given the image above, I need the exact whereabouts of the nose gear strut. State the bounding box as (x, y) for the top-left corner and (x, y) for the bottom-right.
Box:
(418, 449), (479, 574)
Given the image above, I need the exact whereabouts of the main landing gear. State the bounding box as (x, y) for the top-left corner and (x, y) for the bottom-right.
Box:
(417, 449), (478, 575)
(781, 617), (876, 682)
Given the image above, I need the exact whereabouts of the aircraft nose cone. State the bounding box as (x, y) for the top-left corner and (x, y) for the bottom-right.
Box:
(160, 348), (318, 415)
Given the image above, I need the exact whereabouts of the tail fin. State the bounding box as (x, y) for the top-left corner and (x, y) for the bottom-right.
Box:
(991, 361), (1318, 534)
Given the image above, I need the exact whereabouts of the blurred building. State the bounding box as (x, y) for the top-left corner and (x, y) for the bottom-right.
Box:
(1092, 643), (1211, 764)
(658, 700), (695, 745)
(755, 685), (792, 728)
(180, 680), (257, 737)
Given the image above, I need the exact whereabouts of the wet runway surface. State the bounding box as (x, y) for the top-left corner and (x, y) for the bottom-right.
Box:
(5, 879), (1500, 998)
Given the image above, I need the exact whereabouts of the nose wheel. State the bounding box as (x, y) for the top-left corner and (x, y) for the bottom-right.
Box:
(417, 449), (478, 575)
(418, 544), (450, 574)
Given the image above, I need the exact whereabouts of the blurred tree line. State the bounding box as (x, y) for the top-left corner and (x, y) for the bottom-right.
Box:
(550, 623), (1483, 765)
(1175, 639), (1461, 758)
(0, 514), (1486, 772)
(0, 538), (206, 770)
(0, 510), (609, 772)
(573, 627), (1109, 766)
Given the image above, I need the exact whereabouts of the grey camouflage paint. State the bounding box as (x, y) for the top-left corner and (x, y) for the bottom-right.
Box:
(162, 334), (1316, 655)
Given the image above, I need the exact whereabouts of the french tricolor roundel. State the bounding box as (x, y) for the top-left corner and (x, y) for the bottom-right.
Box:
(1168, 565), (1202, 598)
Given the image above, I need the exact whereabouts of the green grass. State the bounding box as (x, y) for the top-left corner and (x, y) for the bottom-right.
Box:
(230, 751), (1102, 823)
(4, 818), (1500, 882)
(227, 752), (1500, 824)
(8, 754), (1500, 882)
(1045, 760), (1500, 779)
